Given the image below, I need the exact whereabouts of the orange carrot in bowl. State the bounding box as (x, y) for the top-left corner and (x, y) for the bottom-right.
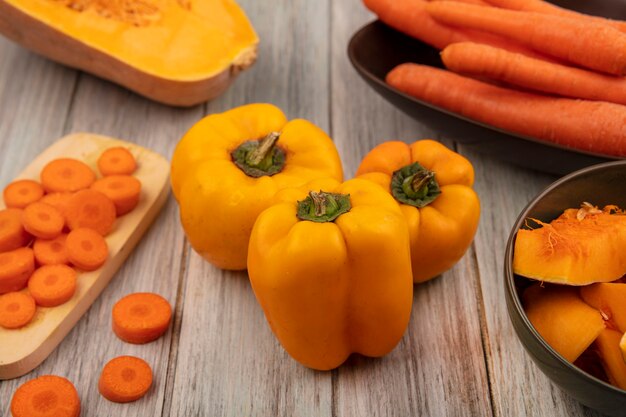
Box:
(386, 64), (626, 156)
(28, 264), (77, 307)
(441, 42), (626, 105)
(66, 228), (108, 271)
(3, 179), (44, 209)
(98, 147), (137, 176)
(0, 247), (35, 294)
(40, 158), (96, 193)
(65, 189), (116, 236)
(482, 0), (626, 33)
(11, 375), (80, 417)
(22, 202), (65, 239)
(0, 208), (31, 252)
(33, 233), (69, 266)
(0, 291), (36, 329)
(91, 175), (141, 216)
(425, 1), (626, 75)
(98, 356), (153, 403)
(362, 0), (548, 58)
(112, 292), (172, 344)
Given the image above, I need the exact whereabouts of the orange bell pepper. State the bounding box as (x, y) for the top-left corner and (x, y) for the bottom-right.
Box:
(356, 140), (480, 283)
(248, 177), (413, 370)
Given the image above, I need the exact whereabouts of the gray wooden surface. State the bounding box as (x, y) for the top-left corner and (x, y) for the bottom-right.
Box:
(0, 1), (603, 416)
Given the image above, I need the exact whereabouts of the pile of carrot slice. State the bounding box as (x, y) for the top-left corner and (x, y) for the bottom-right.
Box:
(0, 146), (141, 329)
(364, 0), (626, 156)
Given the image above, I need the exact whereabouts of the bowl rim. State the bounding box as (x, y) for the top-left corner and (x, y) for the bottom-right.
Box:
(347, 19), (620, 162)
(504, 159), (626, 396)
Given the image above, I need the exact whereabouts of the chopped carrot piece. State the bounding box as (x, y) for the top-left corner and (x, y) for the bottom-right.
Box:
(91, 175), (141, 216)
(3, 179), (44, 209)
(11, 375), (80, 417)
(98, 355), (153, 403)
(0, 247), (35, 294)
(112, 292), (172, 344)
(33, 234), (69, 266)
(28, 264), (77, 307)
(39, 192), (73, 220)
(66, 228), (108, 271)
(22, 202), (65, 240)
(65, 190), (116, 236)
(0, 208), (31, 253)
(40, 158), (96, 193)
(98, 147), (137, 176)
(0, 291), (36, 329)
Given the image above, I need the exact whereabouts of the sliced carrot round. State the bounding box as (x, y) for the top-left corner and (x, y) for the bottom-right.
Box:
(33, 234), (69, 266)
(98, 355), (152, 403)
(90, 175), (141, 216)
(22, 202), (65, 240)
(39, 192), (73, 220)
(3, 179), (44, 209)
(40, 158), (96, 193)
(66, 228), (108, 271)
(0, 208), (31, 253)
(98, 147), (137, 176)
(112, 292), (172, 344)
(28, 264), (77, 307)
(11, 374), (80, 417)
(0, 291), (36, 329)
(0, 247), (35, 294)
(65, 190), (116, 236)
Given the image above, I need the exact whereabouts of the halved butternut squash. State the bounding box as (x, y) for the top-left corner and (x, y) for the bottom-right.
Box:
(514, 206), (626, 285)
(0, 0), (258, 106)
(523, 284), (605, 363)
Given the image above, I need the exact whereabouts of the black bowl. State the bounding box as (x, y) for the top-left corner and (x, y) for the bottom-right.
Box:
(504, 160), (626, 416)
(347, 12), (626, 175)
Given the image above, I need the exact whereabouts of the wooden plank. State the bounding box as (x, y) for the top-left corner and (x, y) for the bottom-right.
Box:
(0, 133), (170, 380)
(461, 148), (601, 416)
(166, 0), (334, 415)
(329, 5), (493, 417)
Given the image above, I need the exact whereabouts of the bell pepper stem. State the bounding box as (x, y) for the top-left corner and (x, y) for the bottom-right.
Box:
(391, 162), (441, 208)
(297, 191), (351, 223)
(231, 131), (286, 178)
(246, 131), (280, 168)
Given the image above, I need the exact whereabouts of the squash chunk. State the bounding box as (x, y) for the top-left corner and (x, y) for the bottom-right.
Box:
(523, 284), (605, 362)
(514, 207), (626, 285)
(0, 0), (259, 106)
(595, 329), (626, 390)
(621, 332), (626, 364)
(580, 283), (626, 333)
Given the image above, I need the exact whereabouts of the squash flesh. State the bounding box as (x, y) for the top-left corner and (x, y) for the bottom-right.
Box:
(3, 0), (258, 81)
(580, 283), (626, 333)
(595, 329), (626, 390)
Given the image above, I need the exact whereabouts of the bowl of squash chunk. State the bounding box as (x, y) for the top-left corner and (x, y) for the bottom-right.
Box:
(505, 160), (626, 416)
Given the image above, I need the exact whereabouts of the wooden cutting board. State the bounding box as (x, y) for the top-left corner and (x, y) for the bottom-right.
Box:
(0, 133), (170, 380)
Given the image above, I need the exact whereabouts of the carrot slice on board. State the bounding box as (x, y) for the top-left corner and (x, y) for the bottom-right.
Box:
(39, 192), (73, 220)
(65, 190), (116, 236)
(0, 208), (31, 253)
(3, 179), (44, 209)
(22, 202), (65, 240)
(28, 264), (77, 307)
(0, 247), (35, 294)
(91, 175), (141, 216)
(40, 158), (96, 193)
(11, 375), (80, 417)
(0, 291), (36, 329)
(97, 147), (137, 176)
(98, 355), (153, 403)
(33, 233), (69, 266)
(66, 228), (108, 271)
(112, 292), (172, 344)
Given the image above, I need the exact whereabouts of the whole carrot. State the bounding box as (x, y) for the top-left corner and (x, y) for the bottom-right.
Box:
(362, 0), (546, 57)
(386, 63), (626, 156)
(482, 0), (626, 33)
(441, 42), (626, 105)
(425, 1), (626, 75)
